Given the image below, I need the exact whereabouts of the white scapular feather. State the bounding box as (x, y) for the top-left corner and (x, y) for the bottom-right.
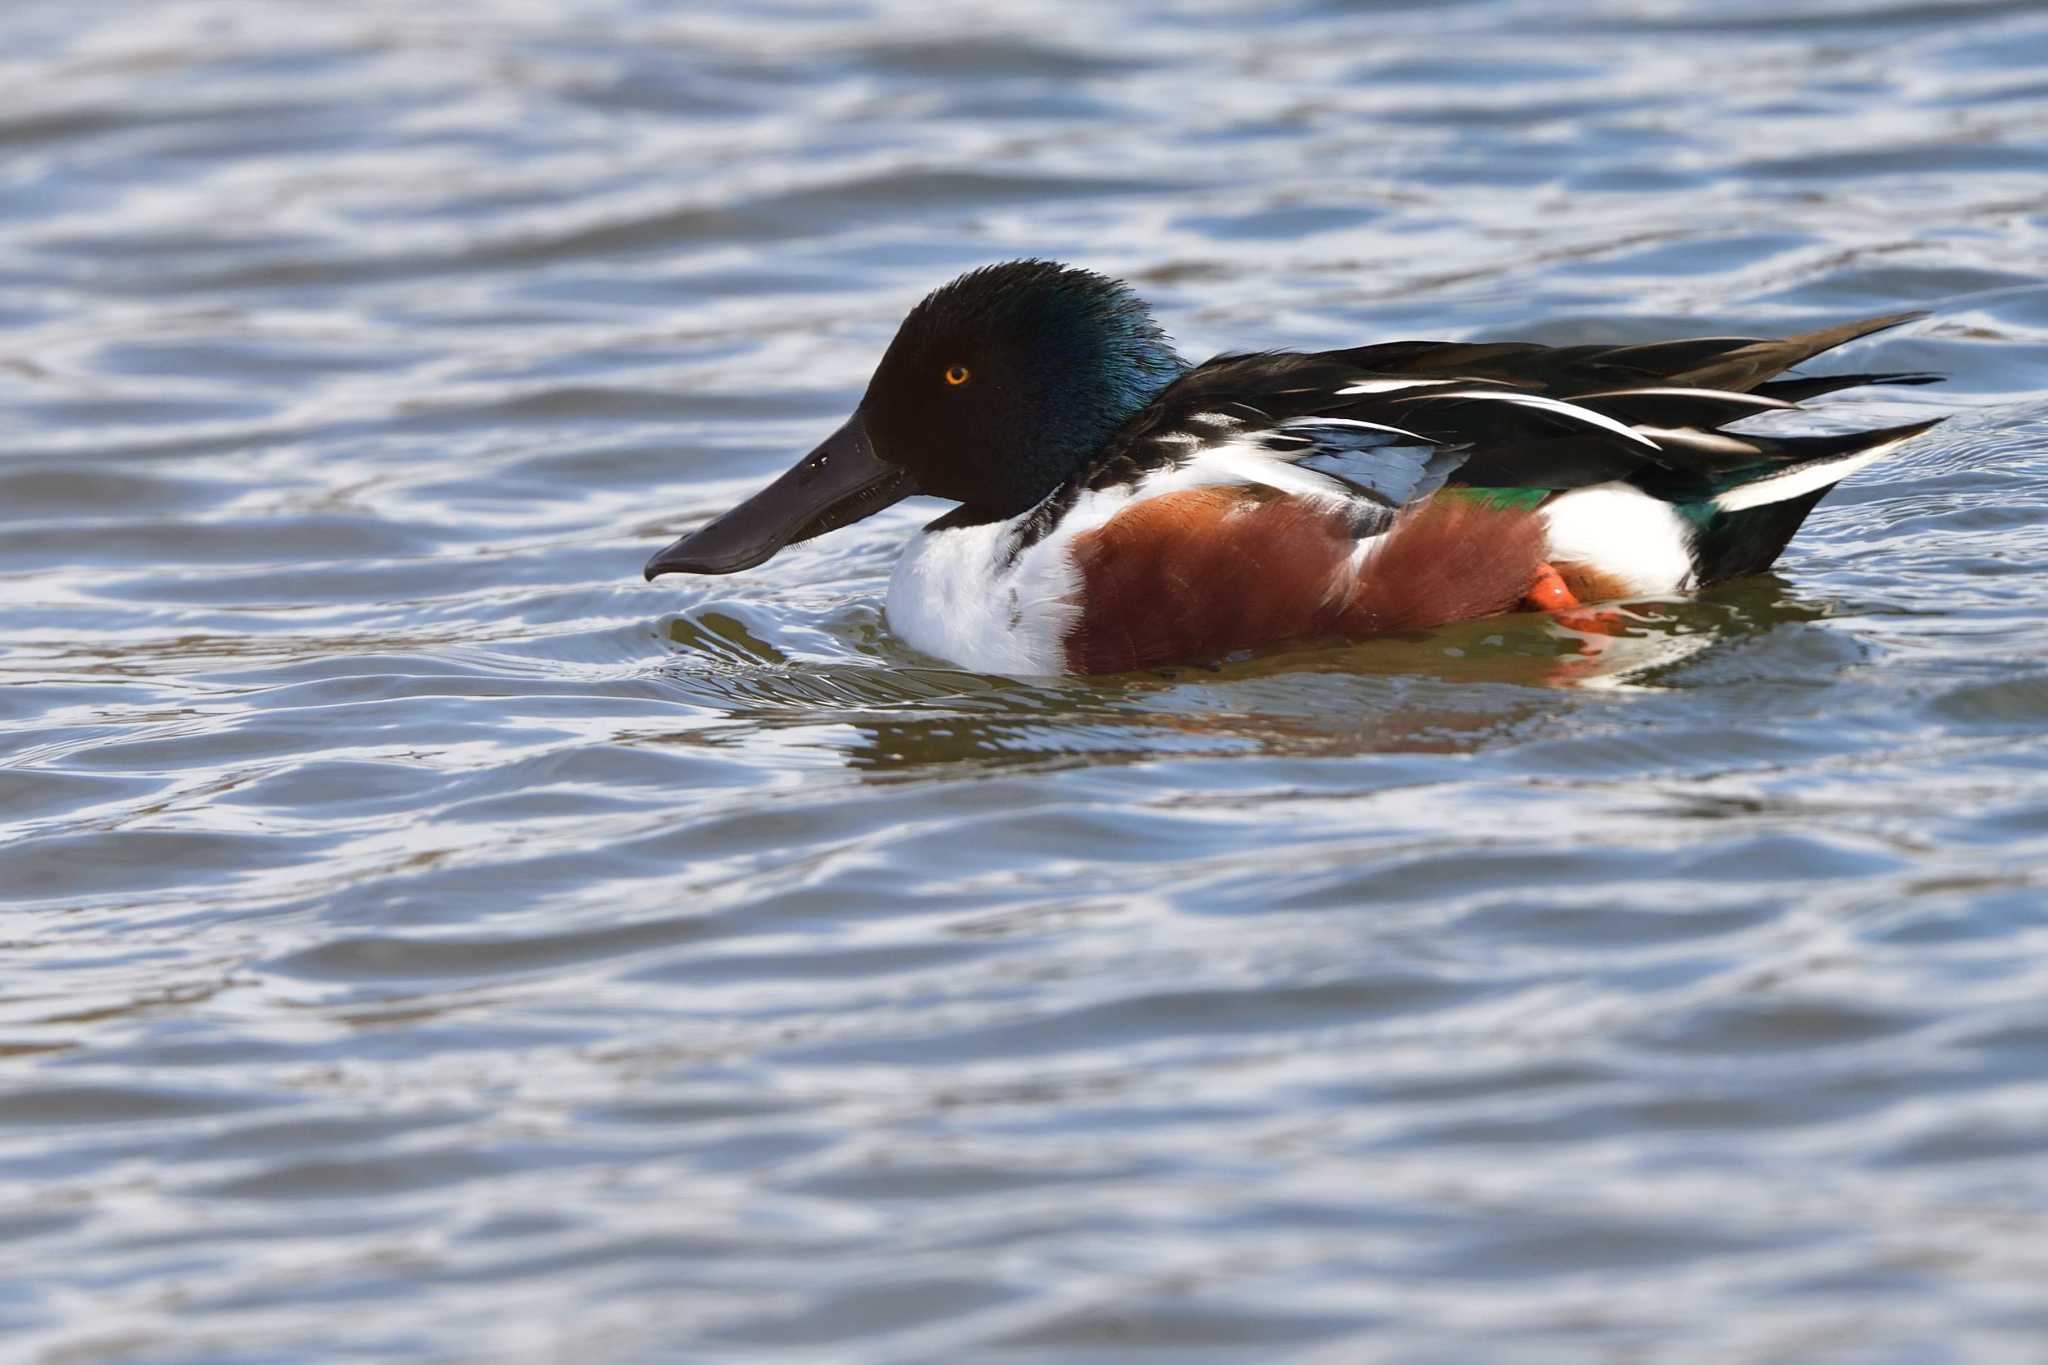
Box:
(1633, 425), (1762, 455)
(1577, 386), (1797, 411)
(1334, 377), (1459, 395)
(1408, 390), (1662, 449)
(1279, 415), (1435, 445)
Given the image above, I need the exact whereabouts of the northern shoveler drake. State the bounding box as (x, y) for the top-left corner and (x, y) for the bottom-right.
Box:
(643, 260), (1942, 675)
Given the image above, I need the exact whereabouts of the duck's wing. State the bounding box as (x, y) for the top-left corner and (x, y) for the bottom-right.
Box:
(1322, 313), (1941, 496)
(1090, 313), (1941, 505)
(1322, 311), (1931, 397)
(1069, 359), (1472, 527)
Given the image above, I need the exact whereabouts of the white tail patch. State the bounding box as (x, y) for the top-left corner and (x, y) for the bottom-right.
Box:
(1711, 430), (1919, 512)
(1539, 482), (1696, 594)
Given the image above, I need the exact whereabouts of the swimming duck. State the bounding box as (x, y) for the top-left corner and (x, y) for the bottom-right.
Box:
(643, 260), (1940, 675)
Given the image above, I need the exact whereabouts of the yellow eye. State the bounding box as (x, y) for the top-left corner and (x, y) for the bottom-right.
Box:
(944, 364), (971, 387)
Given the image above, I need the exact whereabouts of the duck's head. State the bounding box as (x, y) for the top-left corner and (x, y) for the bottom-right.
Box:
(643, 260), (1184, 579)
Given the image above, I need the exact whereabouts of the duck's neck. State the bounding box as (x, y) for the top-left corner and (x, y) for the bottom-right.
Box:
(1103, 336), (1189, 427)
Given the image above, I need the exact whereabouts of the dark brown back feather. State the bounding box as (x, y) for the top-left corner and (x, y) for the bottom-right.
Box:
(1668, 311), (1927, 391)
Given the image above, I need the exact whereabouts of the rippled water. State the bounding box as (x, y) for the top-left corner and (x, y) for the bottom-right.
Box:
(5, 1), (2048, 1359)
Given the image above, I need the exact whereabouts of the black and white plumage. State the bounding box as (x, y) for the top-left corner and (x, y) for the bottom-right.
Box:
(643, 262), (1945, 675)
(1012, 315), (1936, 536)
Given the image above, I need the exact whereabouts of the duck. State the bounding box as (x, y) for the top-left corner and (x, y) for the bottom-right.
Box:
(642, 260), (1942, 675)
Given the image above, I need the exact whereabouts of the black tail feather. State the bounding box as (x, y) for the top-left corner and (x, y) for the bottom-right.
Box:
(1755, 371), (1945, 404)
(1671, 311), (1929, 392)
(1691, 487), (1834, 584)
(1688, 416), (1945, 583)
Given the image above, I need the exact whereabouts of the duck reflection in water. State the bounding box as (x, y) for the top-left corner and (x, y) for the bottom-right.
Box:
(654, 575), (1831, 775)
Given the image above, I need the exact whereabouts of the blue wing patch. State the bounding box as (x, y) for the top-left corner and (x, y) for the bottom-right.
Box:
(1263, 419), (1468, 508)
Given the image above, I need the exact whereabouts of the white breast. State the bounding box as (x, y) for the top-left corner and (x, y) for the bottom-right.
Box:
(885, 517), (1079, 674)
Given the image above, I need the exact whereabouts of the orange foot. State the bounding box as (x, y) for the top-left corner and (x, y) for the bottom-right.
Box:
(1523, 563), (1579, 612)
(1526, 564), (1630, 638)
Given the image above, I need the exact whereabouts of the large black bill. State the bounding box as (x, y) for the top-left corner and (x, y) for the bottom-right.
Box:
(643, 415), (916, 579)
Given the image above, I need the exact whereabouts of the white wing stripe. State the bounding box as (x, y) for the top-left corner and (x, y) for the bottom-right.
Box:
(1407, 390), (1662, 449)
(1279, 416), (1436, 445)
(1575, 386), (1797, 411)
(1179, 441), (1355, 501)
(1632, 425), (1762, 455)
(1335, 378), (1460, 395)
